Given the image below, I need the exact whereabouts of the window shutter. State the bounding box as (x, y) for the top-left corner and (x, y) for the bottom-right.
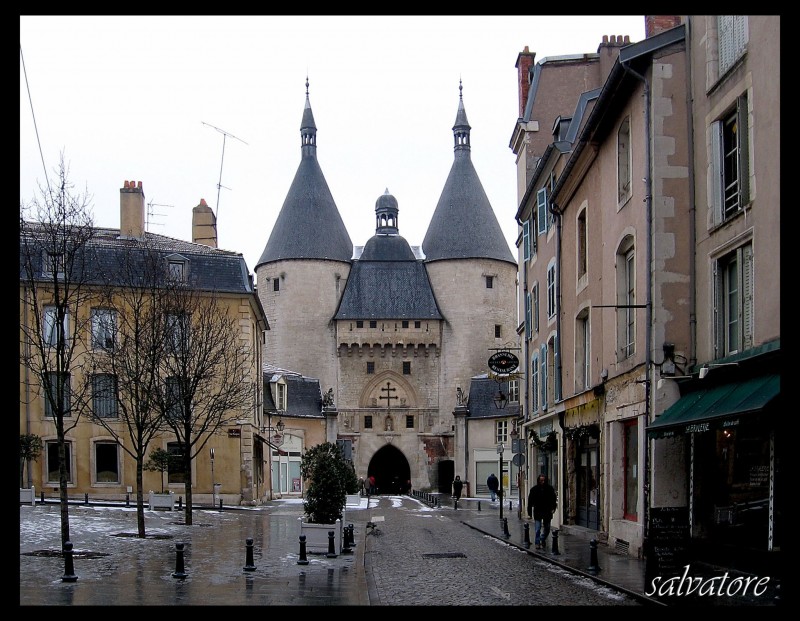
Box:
(531, 214), (537, 254)
(523, 220), (530, 261)
(531, 354), (539, 412)
(540, 343), (548, 410)
(537, 188), (548, 235)
(710, 121), (723, 225)
(742, 244), (754, 349)
(553, 333), (561, 402)
(737, 95), (750, 206)
(525, 291), (531, 340)
(712, 261), (723, 359)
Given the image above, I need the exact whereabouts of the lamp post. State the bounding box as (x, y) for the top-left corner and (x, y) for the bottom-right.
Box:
(210, 448), (215, 507)
(498, 442), (504, 522)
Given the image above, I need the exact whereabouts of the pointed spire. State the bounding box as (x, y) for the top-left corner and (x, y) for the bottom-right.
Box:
(300, 76), (317, 156)
(453, 79), (471, 155)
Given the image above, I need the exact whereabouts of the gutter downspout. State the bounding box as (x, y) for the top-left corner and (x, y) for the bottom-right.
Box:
(549, 201), (564, 522)
(620, 60), (652, 547)
(515, 215), (531, 494)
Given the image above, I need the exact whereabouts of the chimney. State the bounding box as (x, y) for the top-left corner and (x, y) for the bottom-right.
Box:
(120, 180), (145, 239)
(597, 34), (632, 81)
(192, 198), (218, 248)
(515, 46), (536, 119)
(645, 15), (683, 38)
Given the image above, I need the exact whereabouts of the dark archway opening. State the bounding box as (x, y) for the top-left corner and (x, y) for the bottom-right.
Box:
(367, 445), (411, 495)
(438, 459), (454, 494)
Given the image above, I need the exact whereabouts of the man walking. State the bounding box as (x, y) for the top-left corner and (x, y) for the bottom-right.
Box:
(486, 473), (499, 502)
(452, 475), (463, 501)
(527, 474), (557, 550)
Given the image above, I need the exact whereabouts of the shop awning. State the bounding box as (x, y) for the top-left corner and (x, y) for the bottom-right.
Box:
(648, 374), (779, 439)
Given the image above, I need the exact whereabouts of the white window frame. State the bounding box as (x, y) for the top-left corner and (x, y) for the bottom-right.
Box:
(525, 291), (532, 340)
(44, 305), (68, 348)
(92, 373), (118, 419)
(540, 343), (548, 410)
(509, 380), (519, 403)
(522, 219), (531, 262)
(547, 261), (556, 320)
(531, 352), (539, 414)
(533, 282), (540, 333)
(93, 440), (121, 484)
(496, 419), (508, 444)
(714, 242), (753, 357)
(537, 188), (548, 235)
(711, 94), (750, 225)
(91, 308), (117, 351)
(617, 116), (632, 205)
(277, 382), (287, 411)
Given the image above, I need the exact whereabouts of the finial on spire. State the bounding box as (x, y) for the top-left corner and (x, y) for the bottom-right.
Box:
(305, 75), (309, 96)
(385, 187), (390, 194)
(459, 77), (463, 100)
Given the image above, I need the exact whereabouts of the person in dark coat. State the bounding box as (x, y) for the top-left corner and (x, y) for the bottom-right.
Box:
(486, 473), (500, 502)
(527, 474), (557, 549)
(452, 475), (463, 501)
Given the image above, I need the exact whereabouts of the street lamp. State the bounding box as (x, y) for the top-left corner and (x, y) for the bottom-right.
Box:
(498, 442), (505, 522)
(210, 447), (216, 507)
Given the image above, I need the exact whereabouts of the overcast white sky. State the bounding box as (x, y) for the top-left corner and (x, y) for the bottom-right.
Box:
(20, 15), (646, 273)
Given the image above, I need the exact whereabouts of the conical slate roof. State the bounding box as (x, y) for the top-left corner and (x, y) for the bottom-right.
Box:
(422, 83), (515, 265)
(256, 81), (352, 268)
(335, 189), (442, 321)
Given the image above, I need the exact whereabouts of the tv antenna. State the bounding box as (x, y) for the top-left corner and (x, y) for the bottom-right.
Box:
(202, 121), (248, 229)
(146, 199), (173, 232)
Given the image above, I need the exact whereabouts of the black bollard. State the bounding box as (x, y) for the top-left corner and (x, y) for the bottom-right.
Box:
(243, 538), (256, 571)
(341, 527), (352, 554)
(172, 542), (187, 579)
(587, 539), (600, 574)
(178, 496), (183, 510)
(219, 499), (223, 510)
(454, 497), (458, 510)
(502, 517), (510, 538)
(326, 530), (337, 558)
(40, 491), (45, 504)
(85, 493), (89, 505)
(297, 535), (309, 565)
(62, 541), (78, 582)
(509, 500), (512, 511)
(126, 492), (130, 507)
(478, 500), (481, 511)
(551, 529), (560, 555)
(523, 522), (531, 548)
(348, 524), (355, 548)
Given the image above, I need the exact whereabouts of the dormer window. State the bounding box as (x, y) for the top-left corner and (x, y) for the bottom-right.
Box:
(165, 254), (189, 283)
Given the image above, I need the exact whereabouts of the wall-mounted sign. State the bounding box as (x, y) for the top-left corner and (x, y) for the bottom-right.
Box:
(488, 351), (519, 374)
(227, 429), (241, 438)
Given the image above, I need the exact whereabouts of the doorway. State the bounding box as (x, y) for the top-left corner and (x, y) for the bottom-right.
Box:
(367, 445), (411, 494)
(576, 439), (599, 530)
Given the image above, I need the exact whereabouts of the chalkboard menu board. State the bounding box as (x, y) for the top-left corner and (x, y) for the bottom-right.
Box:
(645, 506), (690, 581)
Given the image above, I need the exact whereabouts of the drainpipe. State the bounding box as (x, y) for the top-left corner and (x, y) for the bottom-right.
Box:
(620, 59), (652, 546)
(685, 17), (697, 370)
(549, 201), (564, 513)
(515, 215), (531, 490)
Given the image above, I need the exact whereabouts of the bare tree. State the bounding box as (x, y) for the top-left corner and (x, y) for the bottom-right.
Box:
(156, 283), (255, 525)
(19, 434), (43, 488)
(83, 241), (171, 537)
(19, 154), (96, 547)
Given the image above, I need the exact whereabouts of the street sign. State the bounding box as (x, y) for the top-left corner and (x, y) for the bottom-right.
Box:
(512, 453), (526, 467)
(497, 443), (505, 454)
(511, 438), (522, 454)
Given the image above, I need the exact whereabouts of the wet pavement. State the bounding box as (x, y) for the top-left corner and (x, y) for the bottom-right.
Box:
(19, 494), (781, 606)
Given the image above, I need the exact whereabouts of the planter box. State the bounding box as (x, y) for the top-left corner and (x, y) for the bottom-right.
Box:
(20, 486), (35, 506)
(148, 491), (175, 510)
(298, 516), (343, 554)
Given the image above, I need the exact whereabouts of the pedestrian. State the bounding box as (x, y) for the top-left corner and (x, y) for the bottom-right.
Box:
(368, 474), (376, 496)
(452, 475), (463, 501)
(486, 473), (499, 502)
(527, 474), (557, 550)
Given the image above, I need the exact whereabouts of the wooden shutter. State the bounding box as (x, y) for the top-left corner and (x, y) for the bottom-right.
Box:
(741, 244), (754, 349)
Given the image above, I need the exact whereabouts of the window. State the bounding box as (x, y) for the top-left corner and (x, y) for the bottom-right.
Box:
(91, 308), (117, 350)
(46, 440), (72, 483)
(525, 291), (532, 340)
(714, 243), (753, 356)
(532, 282), (540, 333)
(540, 343), (548, 410)
(94, 441), (120, 483)
(405, 415), (414, 429)
(92, 374), (118, 418)
(577, 209), (587, 280)
(273, 278), (280, 292)
(364, 415), (373, 429)
(496, 420), (508, 444)
(369, 320), (377, 329)
(522, 219), (531, 262)
(42, 250), (65, 278)
(623, 420), (638, 520)
(617, 117), (631, 204)
(712, 95), (749, 223)
(356, 320), (364, 328)
(547, 261), (556, 319)
(277, 382), (287, 411)
(494, 324), (501, 339)
(166, 312), (189, 351)
(414, 321), (421, 329)
(548, 334), (560, 403)
(616, 237), (636, 359)
(45, 372), (71, 418)
(402, 361), (411, 375)
(718, 15), (748, 76)
(576, 311), (590, 390)
(531, 353), (539, 413)
(509, 380), (519, 403)
(168, 260), (186, 282)
(536, 188), (548, 235)
(486, 275), (494, 289)
(402, 320), (409, 328)
(166, 377), (182, 421)
(167, 442), (186, 484)
(44, 305), (68, 347)
(367, 361), (375, 374)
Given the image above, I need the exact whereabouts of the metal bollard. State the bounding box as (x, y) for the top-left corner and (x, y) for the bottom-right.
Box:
(41, 491), (45, 504)
(178, 496), (183, 510)
(297, 535), (309, 565)
(478, 501), (481, 512)
(326, 530), (337, 558)
(126, 492), (130, 507)
(509, 500), (512, 511)
(454, 497), (458, 510)
(85, 493), (89, 505)
(243, 538), (256, 571)
(341, 527), (352, 554)
(219, 499), (223, 510)
(62, 541), (78, 582)
(587, 539), (600, 574)
(502, 517), (510, 538)
(348, 524), (355, 547)
(551, 529), (560, 555)
(172, 542), (187, 579)
(523, 522), (531, 548)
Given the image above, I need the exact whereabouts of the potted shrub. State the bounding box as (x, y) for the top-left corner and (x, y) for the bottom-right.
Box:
(144, 447), (176, 510)
(299, 442), (357, 552)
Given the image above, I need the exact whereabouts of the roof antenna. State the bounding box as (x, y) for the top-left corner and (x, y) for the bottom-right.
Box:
(201, 121), (248, 233)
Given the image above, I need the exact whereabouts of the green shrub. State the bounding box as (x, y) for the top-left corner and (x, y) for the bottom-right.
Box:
(300, 442), (352, 524)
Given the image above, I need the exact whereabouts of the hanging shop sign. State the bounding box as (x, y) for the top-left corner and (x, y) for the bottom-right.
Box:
(488, 351), (519, 374)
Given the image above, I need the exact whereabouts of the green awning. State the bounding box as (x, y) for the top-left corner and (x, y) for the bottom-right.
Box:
(648, 374), (779, 439)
